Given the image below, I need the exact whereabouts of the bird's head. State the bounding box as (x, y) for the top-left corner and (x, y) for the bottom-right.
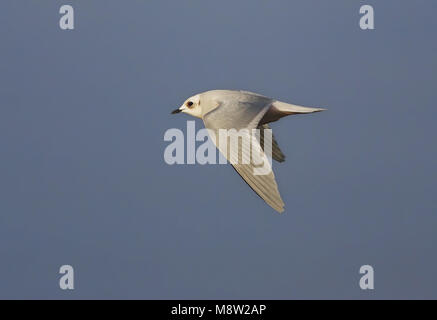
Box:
(171, 94), (202, 118)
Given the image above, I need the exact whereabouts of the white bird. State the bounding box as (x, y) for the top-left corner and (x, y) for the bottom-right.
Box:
(172, 90), (325, 213)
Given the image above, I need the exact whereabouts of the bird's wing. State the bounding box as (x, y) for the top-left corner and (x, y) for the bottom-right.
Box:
(203, 97), (285, 213)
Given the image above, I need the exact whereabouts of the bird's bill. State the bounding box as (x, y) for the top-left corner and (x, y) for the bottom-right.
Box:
(171, 108), (182, 114)
(171, 105), (186, 114)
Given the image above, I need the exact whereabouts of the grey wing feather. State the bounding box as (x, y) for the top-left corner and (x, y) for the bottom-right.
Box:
(258, 124), (286, 163)
(232, 162), (285, 213)
(203, 96), (285, 213)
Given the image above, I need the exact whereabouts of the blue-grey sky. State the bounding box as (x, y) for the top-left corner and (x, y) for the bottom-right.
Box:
(1, 1), (436, 299)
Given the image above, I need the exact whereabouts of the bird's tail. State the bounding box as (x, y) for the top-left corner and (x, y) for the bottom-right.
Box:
(273, 101), (326, 114)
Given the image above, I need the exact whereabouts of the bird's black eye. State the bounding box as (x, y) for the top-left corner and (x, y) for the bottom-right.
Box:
(186, 101), (194, 108)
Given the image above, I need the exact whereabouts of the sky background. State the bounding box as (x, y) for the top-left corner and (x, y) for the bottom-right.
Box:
(0, 1), (436, 299)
